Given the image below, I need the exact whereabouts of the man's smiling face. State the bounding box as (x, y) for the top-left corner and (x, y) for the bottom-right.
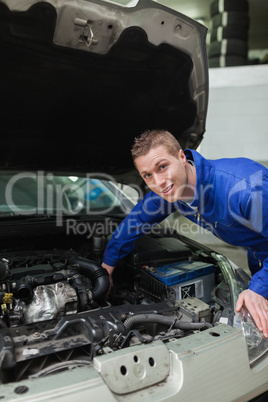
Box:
(135, 145), (194, 203)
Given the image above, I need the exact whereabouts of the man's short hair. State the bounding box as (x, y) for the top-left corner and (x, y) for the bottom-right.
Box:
(131, 129), (181, 164)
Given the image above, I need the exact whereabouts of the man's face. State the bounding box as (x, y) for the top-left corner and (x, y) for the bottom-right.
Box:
(135, 145), (192, 203)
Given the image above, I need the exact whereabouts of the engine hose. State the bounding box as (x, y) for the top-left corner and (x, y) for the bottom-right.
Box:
(15, 271), (68, 302)
(123, 314), (212, 333)
(68, 274), (88, 311)
(68, 255), (109, 301)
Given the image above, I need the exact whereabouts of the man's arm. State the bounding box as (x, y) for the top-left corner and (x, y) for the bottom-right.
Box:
(102, 262), (115, 296)
(103, 191), (174, 267)
(236, 169), (268, 336)
(236, 254), (268, 338)
(102, 191), (176, 293)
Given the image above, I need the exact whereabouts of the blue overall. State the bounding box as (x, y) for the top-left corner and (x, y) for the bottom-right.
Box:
(103, 150), (268, 298)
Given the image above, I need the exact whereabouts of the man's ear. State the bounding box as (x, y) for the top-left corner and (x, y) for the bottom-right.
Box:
(178, 149), (187, 164)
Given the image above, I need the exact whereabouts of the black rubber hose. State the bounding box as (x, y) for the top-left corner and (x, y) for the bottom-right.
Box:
(68, 255), (109, 301)
(123, 314), (212, 333)
(15, 272), (66, 302)
(0, 259), (9, 281)
(68, 275), (88, 311)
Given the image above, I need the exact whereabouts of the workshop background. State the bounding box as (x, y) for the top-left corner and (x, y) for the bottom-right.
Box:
(155, 0), (268, 275)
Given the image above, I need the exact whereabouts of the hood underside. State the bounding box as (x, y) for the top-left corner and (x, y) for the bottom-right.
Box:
(0, 0), (208, 174)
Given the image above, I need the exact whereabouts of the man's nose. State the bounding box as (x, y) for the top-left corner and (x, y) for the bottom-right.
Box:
(154, 174), (165, 187)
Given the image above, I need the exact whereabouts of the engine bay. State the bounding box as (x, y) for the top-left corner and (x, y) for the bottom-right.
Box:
(0, 226), (232, 384)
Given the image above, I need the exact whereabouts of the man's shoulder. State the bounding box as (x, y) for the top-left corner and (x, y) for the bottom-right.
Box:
(211, 157), (267, 176)
(187, 149), (267, 175)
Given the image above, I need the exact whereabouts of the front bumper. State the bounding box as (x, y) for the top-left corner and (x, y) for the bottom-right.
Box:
(1, 324), (268, 402)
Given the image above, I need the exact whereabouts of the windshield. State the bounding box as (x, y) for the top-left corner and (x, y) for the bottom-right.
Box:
(0, 172), (136, 218)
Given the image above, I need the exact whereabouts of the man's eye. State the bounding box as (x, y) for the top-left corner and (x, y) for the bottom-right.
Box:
(160, 165), (166, 170)
(142, 173), (151, 179)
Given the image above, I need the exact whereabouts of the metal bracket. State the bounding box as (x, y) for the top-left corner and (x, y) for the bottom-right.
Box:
(74, 18), (98, 47)
(93, 341), (170, 394)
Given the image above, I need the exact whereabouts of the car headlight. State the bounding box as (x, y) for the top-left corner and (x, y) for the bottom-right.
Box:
(236, 306), (268, 366)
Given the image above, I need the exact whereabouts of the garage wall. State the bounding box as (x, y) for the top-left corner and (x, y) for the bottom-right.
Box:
(200, 64), (268, 164)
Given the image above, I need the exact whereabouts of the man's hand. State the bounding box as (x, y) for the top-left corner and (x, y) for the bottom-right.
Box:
(102, 262), (115, 297)
(236, 289), (268, 337)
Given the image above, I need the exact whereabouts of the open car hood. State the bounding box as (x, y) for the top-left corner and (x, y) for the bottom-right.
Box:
(0, 0), (208, 174)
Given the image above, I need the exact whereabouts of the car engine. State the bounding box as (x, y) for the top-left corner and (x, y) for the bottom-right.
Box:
(0, 232), (231, 384)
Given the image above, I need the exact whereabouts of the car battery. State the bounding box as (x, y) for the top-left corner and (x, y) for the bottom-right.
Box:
(149, 260), (215, 303)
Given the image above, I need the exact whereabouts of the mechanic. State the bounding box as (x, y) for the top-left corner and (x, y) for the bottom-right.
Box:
(102, 129), (268, 337)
